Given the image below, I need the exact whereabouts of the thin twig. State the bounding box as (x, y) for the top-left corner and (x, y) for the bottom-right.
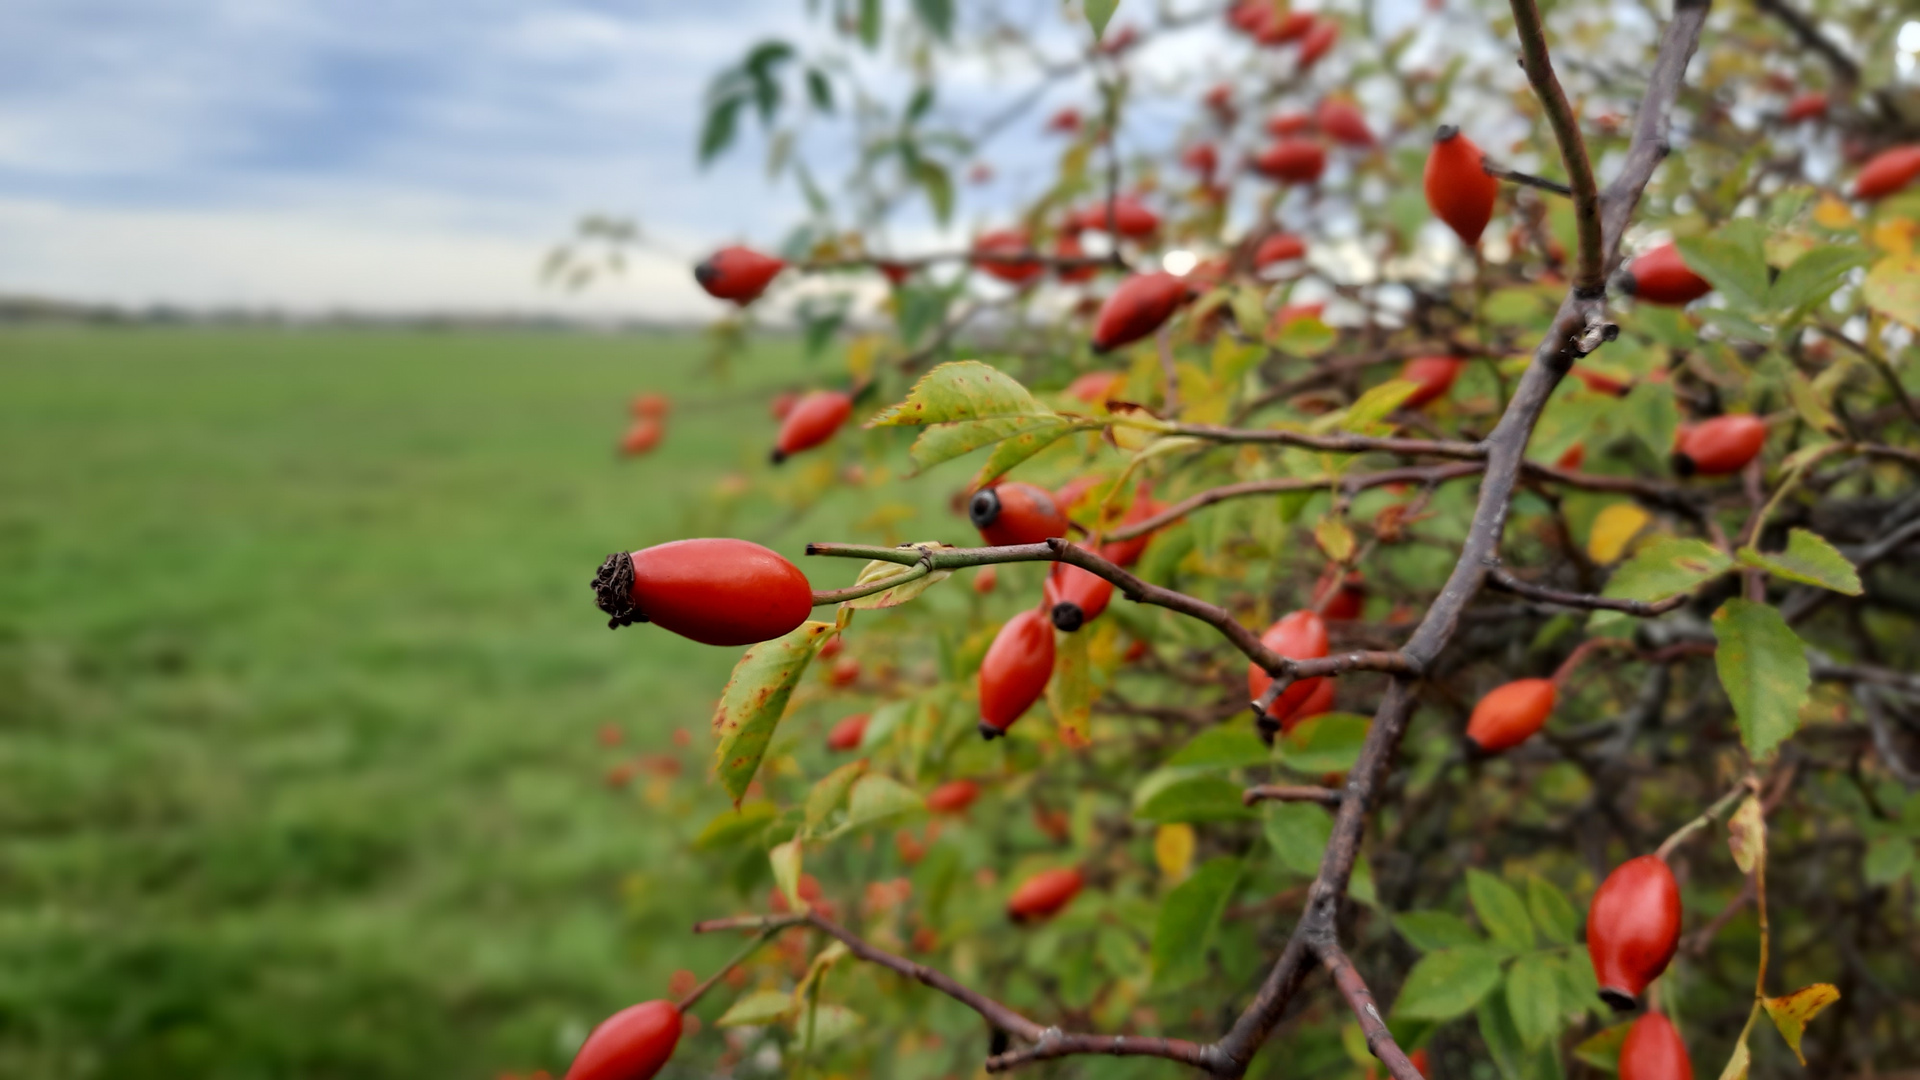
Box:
(1319, 943), (1428, 1080)
(1487, 568), (1691, 616)
(1244, 784), (1345, 806)
(1507, 0), (1605, 290)
(1483, 162), (1574, 197)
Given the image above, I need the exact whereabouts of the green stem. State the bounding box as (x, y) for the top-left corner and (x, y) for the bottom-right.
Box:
(809, 564), (931, 605)
(1654, 780), (1753, 861)
(676, 918), (804, 1012)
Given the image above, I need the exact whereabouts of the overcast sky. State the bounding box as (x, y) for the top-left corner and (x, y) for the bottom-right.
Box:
(0, 0), (1470, 318)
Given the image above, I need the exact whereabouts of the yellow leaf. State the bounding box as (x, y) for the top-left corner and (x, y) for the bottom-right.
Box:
(1154, 823), (1196, 882)
(846, 334), (881, 383)
(1727, 795), (1766, 875)
(1716, 1036), (1750, 1080)
(1869, 216), (1917, 255)
(1812, 195), (1855, 231)
(1864, 251), (1920, 328)
(1314, 516), (1356, 562)
(1588, 504), (1652, 564)
(1763, 984), (1840, 1065)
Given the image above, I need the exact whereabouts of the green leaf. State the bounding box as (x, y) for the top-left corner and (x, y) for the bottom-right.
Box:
(1343, 380), (1420, 431)
(1393, 910), (1483, 952)
(867, 361), (1067, 473)
(769, 838), (803, 910)
(1263, 800), (1333, 875)
(1138, 775), (1257, 823)
(1275, 713), (1371, 774)
(1864, 250), (1920, 329)
(1084, 0), (1119, 40)
(1676, 235), (1768, 312)
(712, 621), (837, 804)
(1784, 369), (1842, 435)
(969, 417), (1092, 488)
(1525, 876), (1579, 945)
(1727, 794), (1767, 875)
(795, 1002), (863, 1051)
(1864, 836), (1915, 885)
(717, 988), (799, 1027)
(1573, 1021), (1632, 1072)
(1047, 625), (1093, 749)
(1736, 528), (1862, 595)
(1712, 598), (1811, 760)
(911, 158), (954, 225)
(838, 774), (924, 833)
(911, 413), (1079, 474)
(1602, 537), (1735, 604)
(805, 67), (834, 112)
(858, 0), (882, 48)
(1620, 379), (1680, 462)
(1763, 983), (1840, 1065)
(699, 96), (745, 165)
(1467, 869), (1535, 953)
(1166, 725), (1270, 770)
(1476, 985), (1529, 1080)
(911, 0), (954, 40)
(840, 557), (952, 610)
(805, 760), (868, 833)
(1507, 953), (1562, 1047)
(1394, 947), (1507, 1021)
(1270, 314), (1337, 354)
(1718, 1032), (1752, 1080)
(1769, 245), (1873, 311)
(693, 802), (780, 850)
(1698, 308), (1772, 344)
(1151, 856), (1242, 989)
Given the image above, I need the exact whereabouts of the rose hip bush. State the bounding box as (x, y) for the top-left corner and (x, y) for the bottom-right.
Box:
(554, 2), (1920, 1077)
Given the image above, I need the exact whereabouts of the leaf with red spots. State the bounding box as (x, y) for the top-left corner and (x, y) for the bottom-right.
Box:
(712, 620), (836, 804)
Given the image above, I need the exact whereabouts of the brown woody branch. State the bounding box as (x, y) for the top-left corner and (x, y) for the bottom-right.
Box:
(1486, 568), (1691, 615)
(1321, 943), (1429, 1080)
(1752, 0), (1860, 87)
(1483, 161), (1574, 197)
(1243, 784), (1344, 806)
(1106, 462), (1485, 541)
(1507, 0), (1604, 291)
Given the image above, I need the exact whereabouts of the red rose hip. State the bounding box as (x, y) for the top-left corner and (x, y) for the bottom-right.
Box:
(827, 713), (868, 752)
(1424, 127), (1500, 246)
(1400, 356), (1465, 408)
(1253, 232), (1308, 269)
(1247, 610), (1331, 734)
(1619, 1011), (1692, 1080)
(1092, 272), (1194, 352)
(978, 608), (1056, 738)
(565, 999), (682, 1080)
(1044, 560), (1115, 632)
(970, 482), (1070, 546)
(592, 538), (814, 645)
(926, 779), (981, 815)
(694, 246), (785, 305)
(1854, 144), (1920, 201)
(1465, 677), (1557, 754)
(1620, 242), (1712, 306)
(772, 390), (854, 463)
(1252, 139), (1328, 184)
(1673, 415), (1767, 476)
(1007, 866), (1083, 923)
(1587, 854), (1682, 1010)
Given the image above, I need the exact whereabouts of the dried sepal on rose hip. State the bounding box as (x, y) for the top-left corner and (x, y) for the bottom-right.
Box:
(591, 538), (813, 645)
(1044, 561), (1115, 632)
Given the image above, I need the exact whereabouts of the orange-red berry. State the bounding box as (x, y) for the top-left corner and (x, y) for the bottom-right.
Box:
(1054, 232), (1099, 284)
(1400, 356), (1465, 408)
(620, 419), (664, 456)
(1620, 1012), (1692, 1080)
(1247, 610), (1331, 733)
(1783, 91), (1828, 124)
(1673, 415), (1767, 477)
(1588, 854), (1682, 1010)
(827, 713), (868, 752)
(1079, 195), (1160, 238)
(1252, 139), (1328, 184)
(1007, 867), (1083, 923)
(978, 609), (1056, 738)
(970, 482), (1070, 546)
(1316, 98), (1374, 147)
(564, 1000), (682, 1080)
(1424, 127), (1500, 246)
(1464, 677), (1557, 754)
(1296, 19), (1339, 68)
(973, 230), (1044, 285)
(1044, 561), (1115, 631)
(694, 246), (785, 304)
(1313, 568), (1366, 621)
(592, 538), (813, 645)
(1253, 232), (1308, 269)
(1854, 144), (1920, 201)
(1092, 272), (1194, 352)
(926, 779), (981, 815)
(772, 390), (853, 463)
(1182, 142), (1220, 177)
(1620, 242), (1712, 306)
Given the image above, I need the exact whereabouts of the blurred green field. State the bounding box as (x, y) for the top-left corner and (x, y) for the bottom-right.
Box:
(0, 326), (905, 1078)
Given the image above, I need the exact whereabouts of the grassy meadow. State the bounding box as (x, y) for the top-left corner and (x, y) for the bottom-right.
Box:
(0, 326), (930, 1078)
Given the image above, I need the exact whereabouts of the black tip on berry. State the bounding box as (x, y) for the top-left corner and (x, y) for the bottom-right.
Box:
(969, 488), (1002, 528)
(1051, 603), (1085, 632)
(1433, 124), (1460, 143)
(1463, 736), (1490, 762)
(1615, 270), (1640, 297)
(770, 448), (787, 464)
(591, 551), (644, 628)
(693, 259), (718, 287)
(1598, 988), (1638, 1013)
(1672, 452), (1698, 478)
(978, 722), (1005, 741)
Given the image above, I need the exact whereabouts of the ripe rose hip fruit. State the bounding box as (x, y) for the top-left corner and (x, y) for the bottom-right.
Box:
(1673, 414), (1767, 477)
(1588, 854), (1682, 1010)
(1092, 272), (1194, 352)
(1783, 91), (1828, 124)
(827, 712), (868, 752)
(620, 419), (664, 456)
(1317, 98), (1374, 147)
(1854, 144), (1920, 201)
(1284, 676), (1336, 729)
(978, 608), (1056, 739)
(1253, 139), (1328, 184)
(1296, 18), (1339, 69)
(1424, 127), (1501, 246)
(1255, 9), (1315, 46)
(1556, 442), (1586, 471)
(1047, 107), (1081, 134)
(1620, 1012), (1692, 1080)
(1254, 232), (1308, 269)
(1044, 561), (1115, 632)
(1054, 232), (1099, 284)
(926, 778), (981, 815)
(1465, 677), (1557, 754)
(1007, 866), (1083, 923)
(973, 230), (1044, 286)
(827, 655), (861, 687)
(592, 538), (813, 644)
(972, 564), (999, 595)
(631, 393), (671, 419)
(1266, 110), (1313, 137)
(1313, 567), (1366, 621)
(1097, 491), (1166, 567)
(1400, 355), (1466, 408)
(1573, 365), (1633, 397)
(1619, 242), (1712, 306)
(694, 246), (785, 305)
(772, 390), (854, 463)
(1080, 195), (1160, 238)
(1067, 371), (1125, 405)
(1247, 610), (1331, 731)
(564, 999), (682, 1080)
(1181, 142), (1219, 177)
(970, 482), (1070, 546)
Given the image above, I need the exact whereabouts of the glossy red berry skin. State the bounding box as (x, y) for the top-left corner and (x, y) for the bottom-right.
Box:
(970, 482), (1070, 547)
(565, 999), (682, 1080)
(1247, 610), (1331, 732)
(592, 538), (813, 645)
(1055, 232), (1099, 284)
(1674, 415), (1767, 476)
(773, 390), (854, 462)
(1556, 442), (1587, 471)
(1313, 568), (1366, 621)
(1573, 365), (1633, 396)
(1400, 356), (1465, 408)
(1047, 107), (1081, 134)
(973, 230), (1044, 286)
(1854, 144), (1920, 201)
(1067, 371), (1124, 405)
(1182, 142), (1219, 177)
(694, 246), (785, 304)
(631, 393), (671, 419)
(978, 609), (1056, 738)
(1254, 233), (1308, 269)
(1092, 273), (1193, 352)
(1080, 195), (1160, 238)
(1317, 99), (1374, 147)
(620, 419), (663, 456)
(1622, 242), (1712, 306)
(1465, 678), (1557, 754)
(827, 713), (868, 752)
(1588, 854), (1682, 1010)
(1045, 562), (1115, 632)
(1253, 139), (1328, 184)
(1266, 110), (1312, 137)
(1007, 867), (1083, 923)
(1097, 493), (1165, 567)
(1297, 19), (1338, 68)
(927, 779), (981, 815)
(1620, 1012), (1692, 1080)
(1783, 91), (1827, 124)
(1424, 127), (1500, 246)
